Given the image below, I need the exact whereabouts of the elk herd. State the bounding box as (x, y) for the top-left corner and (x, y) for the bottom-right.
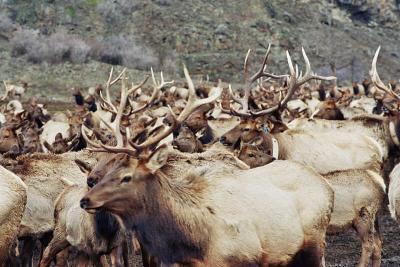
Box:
(1, 44), (400, 267)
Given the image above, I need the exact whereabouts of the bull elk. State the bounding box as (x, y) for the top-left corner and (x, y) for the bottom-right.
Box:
(79, 65), (335, 267)
(289, 47), (400, 176)
(220, 45), (382, 175)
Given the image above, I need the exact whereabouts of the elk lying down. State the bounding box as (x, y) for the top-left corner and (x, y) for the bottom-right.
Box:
(39, 184), (126, 267)
(81, 147), (334, 267)
(0, 166), (27, 266)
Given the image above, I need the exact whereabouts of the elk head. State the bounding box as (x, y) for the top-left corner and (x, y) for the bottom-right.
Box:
(0, 125), (19, 153)
(27, 100), (51, 128)
(20, 123), (43, 154)
(313, 99), (344, 120)
(80, 145), (169, 215)
(237, 137), (275, 168)
(172, 123), (203, 153)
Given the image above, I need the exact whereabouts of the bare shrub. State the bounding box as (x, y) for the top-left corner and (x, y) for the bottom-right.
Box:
(10, 29), (40, 57)
(0, 12), (17, 34)
(69, 39), (91, 64)
(96, 0), (138, 17)
(10, 29), (90, 64)
(94, 34), (158, 70)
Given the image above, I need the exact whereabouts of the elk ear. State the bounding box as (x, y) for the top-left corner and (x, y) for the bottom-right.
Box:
(74, 159), (92, 175)
(146, 144), (169, 173)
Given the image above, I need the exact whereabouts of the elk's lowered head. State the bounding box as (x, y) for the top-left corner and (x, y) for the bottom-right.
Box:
(237, 137), (275, 168)
(313, 99), (344, 120)
(172, 123), (203, 153)
(220, 118), (260, 146)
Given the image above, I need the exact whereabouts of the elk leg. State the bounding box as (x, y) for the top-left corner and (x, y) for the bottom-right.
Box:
(19, 236), (35, 267)
(76, 254), (90, 267)
(39, 238), (70, 267)
(141, 245), (157, 267)
(110, 246), (123, 267)
(55, 248), (69, 267)
(371, 218), (382, 267)
(100, 255), (110, 267)
(132, 235), (141, 255)
(122, 237), (130, 267)
(37, 231), (53, 265)
(92, 255), (105, 267)
(354, 208), (374, 267)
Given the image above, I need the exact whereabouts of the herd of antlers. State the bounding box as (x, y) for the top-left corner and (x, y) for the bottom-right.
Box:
(79, 44), (400, 158)
(80, 44), (348, 156)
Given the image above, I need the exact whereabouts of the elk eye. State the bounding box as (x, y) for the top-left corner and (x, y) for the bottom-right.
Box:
(121, 175), (132, 183)
(243, 128), (250, 132)
(249, 153), (255, 158)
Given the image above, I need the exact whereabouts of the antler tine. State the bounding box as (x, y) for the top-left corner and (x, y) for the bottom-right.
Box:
(113, 71), (131, 147)
(131, 65), (222, 151)
(127, 75), (149, 95)
(225, 44), (290, 118)
(82, 124), (134, 155)
(128, 69), (173, 115)
(105, 67), (114, 103)
(297, 48), (336, 86)
(99, 68), (127, 112)
(244, 49), (251, 83)
(251, 48), (336, 116)
(249, 44), (289, 82)
(81, 125), (102, 149)
(370, 46), (400, 100)
(128, 76), (159, 115)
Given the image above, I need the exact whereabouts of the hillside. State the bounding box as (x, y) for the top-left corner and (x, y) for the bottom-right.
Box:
(0, 0), (400, 99)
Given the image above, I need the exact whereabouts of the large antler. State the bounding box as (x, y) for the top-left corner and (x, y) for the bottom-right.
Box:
(97, 68), (127, 114)
(370, 46), (400, 100)
(130, 65), (221, 151)
(128, 68), (174, 115)
(83, 65), (221, 155)
(224, 44), (288, 117)
(250, 47), (336, 116)
(82, 68), (150, 155)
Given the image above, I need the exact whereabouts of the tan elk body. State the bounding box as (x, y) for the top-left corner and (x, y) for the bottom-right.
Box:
(40, 184), (125, 267)
(0, 166), (27, 265)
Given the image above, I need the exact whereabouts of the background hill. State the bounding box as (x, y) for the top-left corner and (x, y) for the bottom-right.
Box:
(0, 0), (400, 99)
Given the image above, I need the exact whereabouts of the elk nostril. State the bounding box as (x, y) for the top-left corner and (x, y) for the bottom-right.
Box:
(80, 198), (89, 209)
(219, 136), (226, 143)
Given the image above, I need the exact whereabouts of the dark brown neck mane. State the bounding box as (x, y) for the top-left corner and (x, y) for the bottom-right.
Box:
(125, 170), (213, 265)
